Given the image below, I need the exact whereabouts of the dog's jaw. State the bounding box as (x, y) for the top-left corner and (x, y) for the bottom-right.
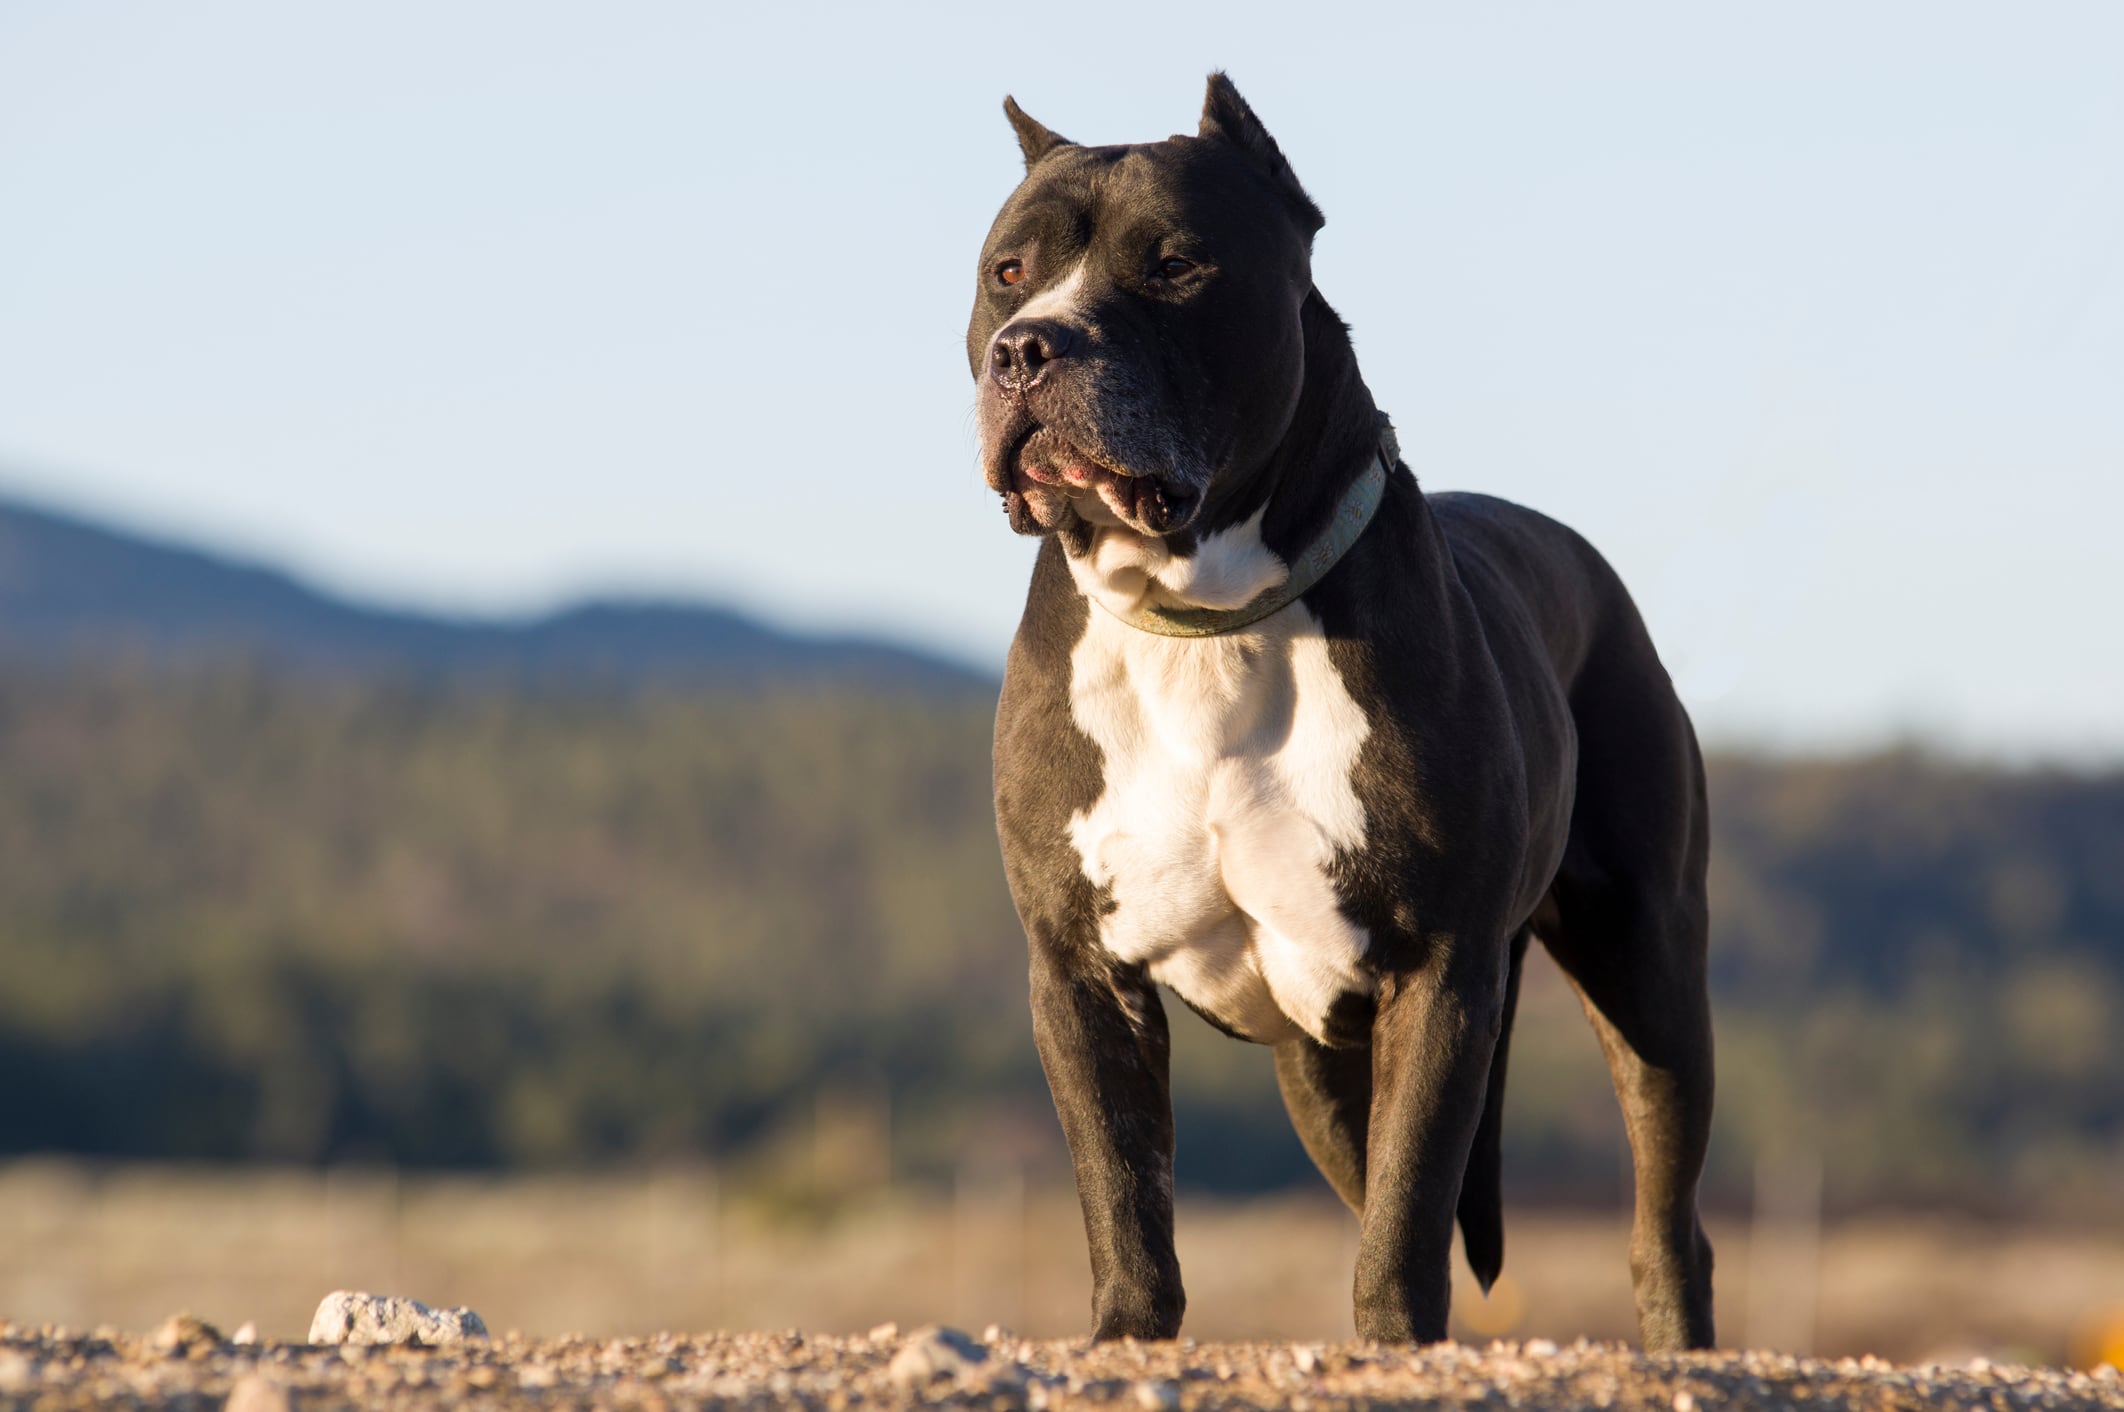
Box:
(1003, 434), (1197, 539)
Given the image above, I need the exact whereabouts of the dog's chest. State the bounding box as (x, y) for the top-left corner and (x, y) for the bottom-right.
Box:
(1065, 603), (1375, 1045)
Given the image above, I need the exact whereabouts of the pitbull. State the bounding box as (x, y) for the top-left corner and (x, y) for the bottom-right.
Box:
(971, 74), (1716, 1351)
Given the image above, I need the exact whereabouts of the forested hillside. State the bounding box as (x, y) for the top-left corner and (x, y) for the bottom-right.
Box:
(2, 666), (2118, 1214)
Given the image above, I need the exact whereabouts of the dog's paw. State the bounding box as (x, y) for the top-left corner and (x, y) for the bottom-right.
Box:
(1090, 1286), (1185, 1343)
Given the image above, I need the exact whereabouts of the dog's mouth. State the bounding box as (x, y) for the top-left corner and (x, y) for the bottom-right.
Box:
(993, 426), (1196, 537)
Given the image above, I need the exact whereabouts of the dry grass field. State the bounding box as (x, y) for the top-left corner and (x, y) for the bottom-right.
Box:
(4, 1161), (2121, 1370)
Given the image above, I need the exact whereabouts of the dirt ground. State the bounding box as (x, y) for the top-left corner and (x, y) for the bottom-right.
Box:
(4, 1319), (2122, 1412)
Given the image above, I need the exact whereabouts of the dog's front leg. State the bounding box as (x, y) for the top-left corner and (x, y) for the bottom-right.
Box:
(1352, 940), (1508, 1343)
(1031, 945), (1184, 1341)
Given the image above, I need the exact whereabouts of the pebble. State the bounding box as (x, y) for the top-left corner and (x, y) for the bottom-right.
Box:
(223, 1373), (293, 1412)
(231, 1321), (261, 1345)
(308, 1290), (489, 1346)
(1134, 1377), (1181, 1409)
(151, 1313), (221, 1355)
(1293, 1345), (1321, 1374)
(886, 1324), (989, 1388)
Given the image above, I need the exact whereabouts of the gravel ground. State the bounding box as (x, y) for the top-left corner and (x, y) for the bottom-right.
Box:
(3, 1317), (2121, 1412)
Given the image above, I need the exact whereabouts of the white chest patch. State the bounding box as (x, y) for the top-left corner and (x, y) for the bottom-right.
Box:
(1063, 518), (1376, 1045)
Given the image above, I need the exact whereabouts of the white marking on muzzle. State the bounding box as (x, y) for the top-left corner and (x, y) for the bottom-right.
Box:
(1007, 260), (1087, 326)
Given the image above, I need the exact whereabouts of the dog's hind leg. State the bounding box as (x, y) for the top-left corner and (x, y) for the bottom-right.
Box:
(1547, 914), (1716, 1352)
(1539, 681), (1717, 1352)
(1273, 1036), (1372, 1213)
(1455, 925), (1528, 1294)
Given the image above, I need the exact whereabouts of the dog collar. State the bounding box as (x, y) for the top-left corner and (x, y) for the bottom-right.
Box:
(1102, 417), (1398, 638)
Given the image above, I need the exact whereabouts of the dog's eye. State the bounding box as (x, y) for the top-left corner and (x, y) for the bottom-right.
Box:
(1155, 256), (1196, 280)
(996, 260), (1026, 287)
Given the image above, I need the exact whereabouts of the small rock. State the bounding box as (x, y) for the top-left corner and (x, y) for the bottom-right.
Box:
(2093, 1362), (2119, 1382)
(0, 1353), (35, 1394)
(1673, 1391), (1696, 1412)
(152, 1313), (222, 1354)
(1293, 1345), (1321, 1374)
(887, 1325), (988, 1388)
(957, 1360), (1031, 1401)
(1133, 1379), (1181, 1410)
(224, 1374), (293, 1412)
(307, 1291), (488, 1346)
(232, 1321), (261, 1345)
(1524, 1338), (1559, 1357)
(867, 1321), (900, 1343)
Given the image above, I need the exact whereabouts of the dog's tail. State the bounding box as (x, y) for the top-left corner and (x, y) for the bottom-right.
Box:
(1456, 926), (1529, 1294)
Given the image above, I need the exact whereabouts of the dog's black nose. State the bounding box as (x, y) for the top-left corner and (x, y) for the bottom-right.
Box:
(988, 319), (1075, 392)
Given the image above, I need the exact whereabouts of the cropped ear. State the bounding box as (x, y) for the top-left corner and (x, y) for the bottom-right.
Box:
(1003, 95), (1073, 171)
(1197, 72), (1324, 235)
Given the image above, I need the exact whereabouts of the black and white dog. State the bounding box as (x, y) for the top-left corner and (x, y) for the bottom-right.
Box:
(971, 75), (1716, 1351)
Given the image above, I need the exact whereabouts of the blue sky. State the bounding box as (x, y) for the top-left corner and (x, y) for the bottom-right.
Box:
(1, 3), (2119, 758)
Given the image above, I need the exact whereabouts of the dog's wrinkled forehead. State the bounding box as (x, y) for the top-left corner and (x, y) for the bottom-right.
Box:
(964, 75), (1324, 372)
(986, 145), (1253, 277)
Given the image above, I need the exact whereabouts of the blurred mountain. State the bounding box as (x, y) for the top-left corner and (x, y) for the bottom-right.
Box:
(0, 495), (993, 691)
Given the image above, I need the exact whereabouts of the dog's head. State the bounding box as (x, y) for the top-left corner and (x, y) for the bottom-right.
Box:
(967, 74), (1324, 542)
